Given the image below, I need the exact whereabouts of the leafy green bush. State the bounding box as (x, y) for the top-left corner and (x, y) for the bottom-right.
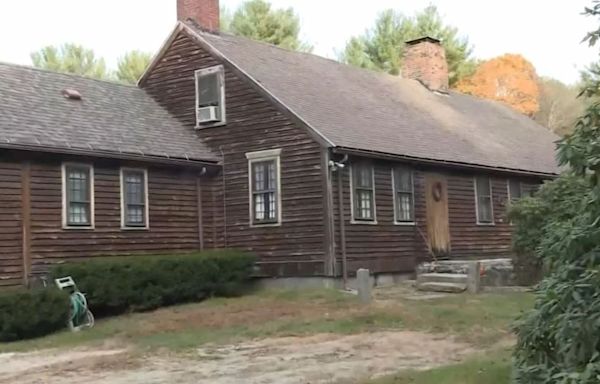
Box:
(0, 289), (70, 342)
(508, 174), (590, 285)
(512, 101), (600, 382)
(50, 250), (255, 316)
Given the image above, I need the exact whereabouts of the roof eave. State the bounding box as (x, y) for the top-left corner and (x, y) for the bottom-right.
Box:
(332, 146), (559, 178)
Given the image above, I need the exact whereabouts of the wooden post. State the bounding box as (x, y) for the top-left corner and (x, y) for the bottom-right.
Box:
(467, 261), (481, 294)
(21, 162), (31, 287)
(196, 178), (204, 251)
(337, 168), (348, 289)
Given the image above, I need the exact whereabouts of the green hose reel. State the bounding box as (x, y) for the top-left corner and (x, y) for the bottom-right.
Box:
(55, 276), (94, 331)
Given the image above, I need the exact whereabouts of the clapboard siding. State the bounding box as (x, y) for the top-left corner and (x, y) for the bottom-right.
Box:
(142, 31), (326, 276)
(0, 162), (23, 286)
(332, 158), (544, 275)
(22, 158), (208, 279)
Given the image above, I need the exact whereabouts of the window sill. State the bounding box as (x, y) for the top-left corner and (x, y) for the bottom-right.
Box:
(63, 225), (94, 230)
(350, 220), (378, 225)
(250, 222), (281, 228)
(476, 222), (495, 226)
(394, 221), (416, 226)
(121, 226), (149, 231)
(195, 121), (226, 129)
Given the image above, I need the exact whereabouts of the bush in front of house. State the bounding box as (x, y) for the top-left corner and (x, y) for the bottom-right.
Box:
(50, 250), (255, 317)
(0, 288), (70, 342)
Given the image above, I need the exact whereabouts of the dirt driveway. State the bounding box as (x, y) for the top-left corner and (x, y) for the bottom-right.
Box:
(0, 331), (474, 384)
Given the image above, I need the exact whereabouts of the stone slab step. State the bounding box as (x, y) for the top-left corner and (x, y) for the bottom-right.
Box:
(417, 273), (468, 285)
(416, 281), (467, 293)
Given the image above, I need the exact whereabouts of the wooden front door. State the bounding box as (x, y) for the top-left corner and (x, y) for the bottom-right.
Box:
(424, 173), (451, 257)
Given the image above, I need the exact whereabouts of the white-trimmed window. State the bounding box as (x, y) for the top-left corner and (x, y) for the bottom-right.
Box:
(246, 149), (282, 226)
(507, 179), (522, 202)
(62, 163), (94, 228)
(393, 167), (414, 224)
(120, 168), (149, 229)
(351, 163), (376, 222)
(475, 176), (494, 224)
(195, 65), (225, 127)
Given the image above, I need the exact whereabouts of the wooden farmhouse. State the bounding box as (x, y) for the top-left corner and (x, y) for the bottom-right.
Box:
(0, 0), (559, 287)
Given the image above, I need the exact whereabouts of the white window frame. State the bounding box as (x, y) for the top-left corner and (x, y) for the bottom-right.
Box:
(246, 149), (282, 227)
(61, 162), (95, 230)
(507, 179), (523, 202)
(392, 167), (415, 225)
(120, 167), (150, 230)
(350, 163), (377, 224)
(474, 176), (494, 225)
(194, 65), (226, 128)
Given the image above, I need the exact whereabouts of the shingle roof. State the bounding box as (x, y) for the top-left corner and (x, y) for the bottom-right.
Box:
(0, 62), (219, 164)
(192, 25), (560, 175)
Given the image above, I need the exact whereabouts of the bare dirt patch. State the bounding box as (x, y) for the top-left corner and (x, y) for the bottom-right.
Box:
(2, 331), (475, 384)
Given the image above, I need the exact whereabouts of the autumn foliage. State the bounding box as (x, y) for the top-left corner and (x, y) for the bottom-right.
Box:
(455, 54), (540, 116)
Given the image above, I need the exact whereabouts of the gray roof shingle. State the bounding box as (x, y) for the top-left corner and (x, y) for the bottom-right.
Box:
(193, 26), (559, 175)
(0, 62), (219, 163)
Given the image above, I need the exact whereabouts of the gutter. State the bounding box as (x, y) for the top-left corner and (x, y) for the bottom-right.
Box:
(333, 147), (558, 178)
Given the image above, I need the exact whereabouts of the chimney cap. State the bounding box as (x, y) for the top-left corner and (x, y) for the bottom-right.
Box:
(405, 36), (441, 46)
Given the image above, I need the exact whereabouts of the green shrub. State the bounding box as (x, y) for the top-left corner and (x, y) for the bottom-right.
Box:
(50, 250), (255, 316)
(0, 289), (70, 342)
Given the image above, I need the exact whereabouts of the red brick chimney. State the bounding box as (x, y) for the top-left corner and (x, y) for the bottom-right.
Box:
(402, 37), (449, 92)
(177, 0), (220, 31)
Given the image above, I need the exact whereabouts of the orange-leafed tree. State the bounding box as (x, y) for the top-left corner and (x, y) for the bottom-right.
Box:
(455, 54), (540, 116)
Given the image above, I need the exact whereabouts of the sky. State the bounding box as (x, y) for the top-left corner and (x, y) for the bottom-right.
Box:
(0, 0), (598, 85)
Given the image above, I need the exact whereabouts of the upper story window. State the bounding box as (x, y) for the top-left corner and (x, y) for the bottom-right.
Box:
(352, 163), (376, 223)
(475, 176), (494, 224)
(195, 65), (225, 127)
(121, 168), (149, 229)
(62, 163), (94, 229)
(246, 149), (282, 226)
(393, 167), (414, 224)
(507, 179), (522, 202)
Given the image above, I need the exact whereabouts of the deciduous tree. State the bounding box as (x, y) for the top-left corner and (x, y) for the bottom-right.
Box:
(535, 77), (585, 135)
(455, 54), (539, 116)
(222, 0), (312, 52)
(31, 44), (108, 80)
(340, 6), (475, 86)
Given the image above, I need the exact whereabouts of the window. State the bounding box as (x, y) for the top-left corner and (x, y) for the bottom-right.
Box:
(62, 163), (93, 228)
(507, 179), (522, 202)
(475, 176), (493, 224)
(195, 65), (225, 126)
(120, 168), (149, 229)
(246, 149), (282, 226)
(352, 163), (376, 222)
(393, 167), (414, 223)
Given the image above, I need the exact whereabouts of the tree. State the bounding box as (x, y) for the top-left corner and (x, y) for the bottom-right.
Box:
(455, 54), (540, 116)
(222, 0), (312, 52)
(31, 44), (108, 79)
(535, 77), (585, 135)
(511, 2), (600, 382)
(115, 50), (153, 84)
(340, 6), (476, 86)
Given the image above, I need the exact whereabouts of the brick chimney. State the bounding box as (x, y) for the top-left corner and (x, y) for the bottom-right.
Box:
(402, 37), (448, 92)
(177, 0), (220, 31)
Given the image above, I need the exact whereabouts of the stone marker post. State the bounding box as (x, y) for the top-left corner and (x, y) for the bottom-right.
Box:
(356, 268), (372, 303)
(467, 261), (481, 294)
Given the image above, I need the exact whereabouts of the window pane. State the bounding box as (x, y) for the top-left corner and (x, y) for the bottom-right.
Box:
(197, 72), (220, 107)
(68, 168), (88, 203)
(357, 190), (373, 219)
(397, 192), (413, 222)
(478, 196), (493, 222)
(66, 166), (91, 226)
(127, 206), (144, 224)
(476, 177), (491, 196)
(69, 202), (89, 224)
(123, 171), (146, 226)
(509, 180), (521, 201)
(395, 168), (412, 192)
(251, 159), (278, 224)
(354, 165), (372, 188)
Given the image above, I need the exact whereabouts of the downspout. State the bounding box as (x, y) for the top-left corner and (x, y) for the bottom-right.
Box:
(219, 147), (227, 247)
(330, 154), (348, 289)
(196, 167), (207, 251)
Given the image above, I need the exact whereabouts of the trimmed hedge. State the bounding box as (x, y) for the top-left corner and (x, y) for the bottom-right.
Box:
(0, 289), (70, 342)
(50, 250), (255, 316)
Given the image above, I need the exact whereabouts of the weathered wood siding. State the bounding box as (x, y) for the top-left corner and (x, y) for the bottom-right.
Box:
(332, 158), (544, 275)
(0, 161), (23, 286)
(141, 31), (327, 276)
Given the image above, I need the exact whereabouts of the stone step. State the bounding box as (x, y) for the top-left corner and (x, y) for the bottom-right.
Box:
(416, 281), (467, 293)
(417, 273), (468, 285)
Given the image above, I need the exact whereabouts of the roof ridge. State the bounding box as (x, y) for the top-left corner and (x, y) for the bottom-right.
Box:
(0, 61), (139, 89)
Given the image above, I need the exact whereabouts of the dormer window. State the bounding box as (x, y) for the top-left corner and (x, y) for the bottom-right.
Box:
(195, 65), (225, 127)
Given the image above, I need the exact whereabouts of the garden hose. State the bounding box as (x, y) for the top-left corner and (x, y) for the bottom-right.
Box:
(70, 291), (94, 329)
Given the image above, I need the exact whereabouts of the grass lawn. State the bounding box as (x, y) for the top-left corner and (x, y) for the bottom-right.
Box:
(0, 287), (533, 354)
(365, 348), (512, 384)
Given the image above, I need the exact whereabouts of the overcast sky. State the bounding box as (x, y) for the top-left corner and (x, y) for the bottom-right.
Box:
(0, 0), (598, 84)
